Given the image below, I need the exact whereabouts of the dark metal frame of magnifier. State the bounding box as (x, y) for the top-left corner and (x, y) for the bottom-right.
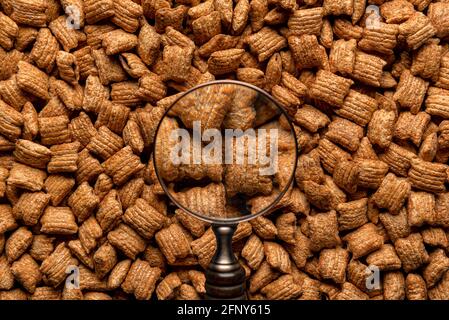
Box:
(152, 80), (298, 300)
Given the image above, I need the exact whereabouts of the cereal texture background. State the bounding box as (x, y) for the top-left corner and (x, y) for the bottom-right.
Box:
(0, 0), (449, 300)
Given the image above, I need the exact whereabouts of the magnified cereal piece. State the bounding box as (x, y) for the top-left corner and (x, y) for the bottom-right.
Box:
(394, 233), (429, 273)
(122, 259), (161, 300)
(423, 249), (449, 288)
(344, 223), (383, 259)
(40, 243), (77, 287)
(399, 12), (436, 50)
(405, 273), (427, 300)
(408, 158), (447, 193)
(108, 223), (146, 259)
(40, 206), (78, 235)
(14, 192), (50, 226)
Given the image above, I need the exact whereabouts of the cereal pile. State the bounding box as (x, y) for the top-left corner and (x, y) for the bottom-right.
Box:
(1, 0), (449, 301)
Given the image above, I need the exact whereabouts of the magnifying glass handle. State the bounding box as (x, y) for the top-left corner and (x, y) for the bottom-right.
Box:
(205, 224), (246, 300)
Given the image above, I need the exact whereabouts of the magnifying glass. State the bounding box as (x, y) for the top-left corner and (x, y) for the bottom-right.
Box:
(153, 80), (298, 300)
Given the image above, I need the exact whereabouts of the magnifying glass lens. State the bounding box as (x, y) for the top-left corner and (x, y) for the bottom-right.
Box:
(153, 81), (298, 224)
